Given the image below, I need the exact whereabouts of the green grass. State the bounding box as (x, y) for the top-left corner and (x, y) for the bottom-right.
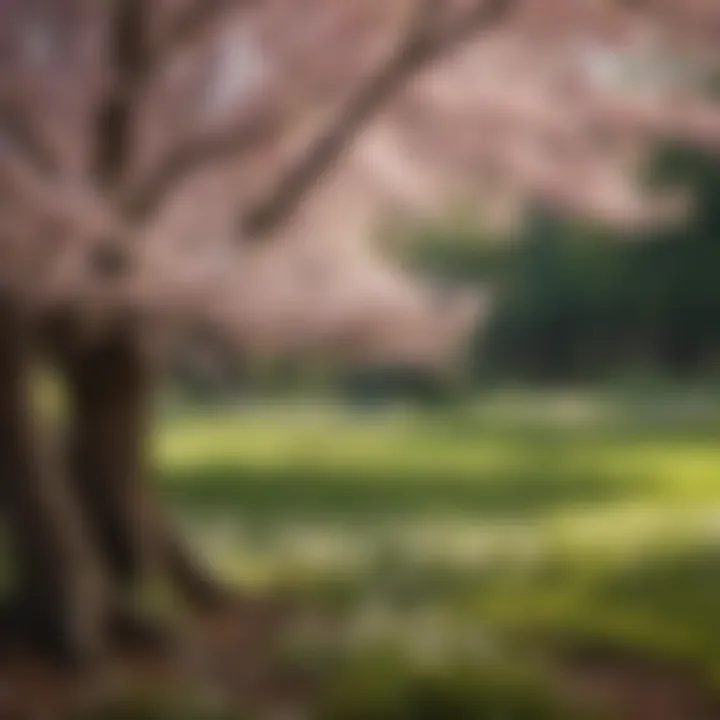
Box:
(158, 403), (720, 518)
(154, 389), (720, 705)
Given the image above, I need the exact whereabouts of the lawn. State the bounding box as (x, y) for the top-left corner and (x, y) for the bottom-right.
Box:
(150, 387), (720, 717)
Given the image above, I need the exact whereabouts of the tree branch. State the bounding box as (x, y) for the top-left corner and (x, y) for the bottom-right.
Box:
(239, 0), (516, 240)
(118, 0), (265, 221)
(0, 116), (127, 249)
(95, 0), (150, 187)
(0, 106), (58, 176)
(436, 0), (516, 50)
(120, 111), (280, 221)
(154, 0), (258, 63)
(124, 0), (514, 227)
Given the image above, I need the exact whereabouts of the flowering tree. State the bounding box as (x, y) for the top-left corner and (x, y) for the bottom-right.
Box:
(0, 0), (717, 665)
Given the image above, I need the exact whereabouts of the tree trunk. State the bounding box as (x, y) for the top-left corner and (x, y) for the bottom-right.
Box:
(64, 334), (229, 614)
(0, 306), (230, 666)
(65, 335), (156, 591)
(0, 302), (107, 664)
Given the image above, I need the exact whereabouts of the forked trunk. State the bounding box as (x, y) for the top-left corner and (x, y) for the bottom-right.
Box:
(0, 305), (228, 666)
(65, 334), (229, 613)
(0, 303), (107, 664)
(65, 336), (156, 592)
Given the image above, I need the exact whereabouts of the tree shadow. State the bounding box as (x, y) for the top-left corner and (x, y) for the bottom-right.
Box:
(162, 460), (651, 523)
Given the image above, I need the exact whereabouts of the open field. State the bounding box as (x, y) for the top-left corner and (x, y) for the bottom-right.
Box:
(139, 388), (720, 717)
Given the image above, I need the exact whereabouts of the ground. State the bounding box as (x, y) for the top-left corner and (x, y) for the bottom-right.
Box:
(3, 385), (720, 718)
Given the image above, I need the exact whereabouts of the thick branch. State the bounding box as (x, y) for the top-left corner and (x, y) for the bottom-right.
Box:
(0, 106), (58, 176)
(120, 111), (279, 221)
(154, 0), (258, 62)
(437, 0), (516, 49)
(239, 0), (515, 239)
(122, 0), (513, 226)
(0, 142), (123, 243)
(0, 106), (129, 244)
(95, 0), (150, 188)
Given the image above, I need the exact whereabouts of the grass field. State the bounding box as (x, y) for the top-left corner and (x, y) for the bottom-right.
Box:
(151, 387), (720, 716)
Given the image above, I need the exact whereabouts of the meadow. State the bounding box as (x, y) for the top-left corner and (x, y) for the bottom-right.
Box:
(137, 386), (720, 717)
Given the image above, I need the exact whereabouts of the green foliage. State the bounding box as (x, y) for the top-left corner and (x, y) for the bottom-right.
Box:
(316, 651), (582, 720)
(410, 145), (720, 382)
(339, 366), (463, 409)
(481, 210), (624, 381)
(408, 223), (510, 284)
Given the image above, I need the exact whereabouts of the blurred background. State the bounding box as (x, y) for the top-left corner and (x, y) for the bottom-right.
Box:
(152, 41), (720, 720)
(2, 1), (720, 717)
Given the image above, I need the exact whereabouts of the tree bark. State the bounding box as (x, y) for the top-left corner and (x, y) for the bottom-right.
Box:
(64, 333), (229, 614)
(0, 302), (107, 664)
(0, 303), (231, 665)
(65, 335), (156, 591)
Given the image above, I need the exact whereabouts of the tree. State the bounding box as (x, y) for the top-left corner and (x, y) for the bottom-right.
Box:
(0, 0), (716, 667)
(0, 0), (521, 666)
